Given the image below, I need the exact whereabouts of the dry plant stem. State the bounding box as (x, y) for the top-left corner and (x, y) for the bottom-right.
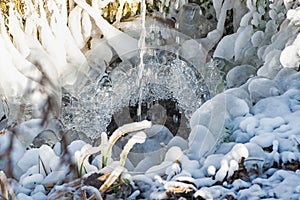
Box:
(48, 178), (82, 200)
(105, 120), (151, 164)
(97, 131), (146, 195)
(99, 166), (123, 193)
(84, 186), (103, 200)
(0, 171), (16, 200)
(0, 131), (15, 177)
(88, 131), (147, 200)
(119, 131), (146, 167)
(60, 133), (80, 178)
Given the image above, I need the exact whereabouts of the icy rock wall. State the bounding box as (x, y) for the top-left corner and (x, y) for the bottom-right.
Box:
(188, 0), (300, 159)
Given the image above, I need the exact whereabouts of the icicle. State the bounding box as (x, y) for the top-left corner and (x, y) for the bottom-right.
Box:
(82, 10), (92, 43)
(0, 37), (28, 98)
(8, 3), (30, 57)
(0, 9), (41, 84)
(47, 0), (89, 92)
(37, 0), (66, 72)
(100, 132), (109, 168)
(74, 0), (138, 60)
(23, 0), (36, 18)
(216, 0), (233, 33)
(68, 6), (85, 48)
(115, 0), (125, 22)
(59, 0), (68, 25)
(212, 0), (224, 20)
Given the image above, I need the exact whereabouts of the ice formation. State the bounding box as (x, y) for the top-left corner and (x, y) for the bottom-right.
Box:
(0, 0), (300, 199)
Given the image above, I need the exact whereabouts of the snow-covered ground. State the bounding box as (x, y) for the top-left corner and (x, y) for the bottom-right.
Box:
(0, 0), (300, 199)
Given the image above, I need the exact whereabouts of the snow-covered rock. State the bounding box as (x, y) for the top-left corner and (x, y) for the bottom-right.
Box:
(226, 64), (256, 88)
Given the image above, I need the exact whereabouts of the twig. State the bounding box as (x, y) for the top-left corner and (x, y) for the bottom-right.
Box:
(0, 171), (16, 200)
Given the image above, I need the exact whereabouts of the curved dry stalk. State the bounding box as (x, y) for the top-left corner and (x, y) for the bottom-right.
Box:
(103, 120), (151, 166)
(119, 131), (146, 167)
(99, 131), (146, 194)
(98, 165), (123, 193)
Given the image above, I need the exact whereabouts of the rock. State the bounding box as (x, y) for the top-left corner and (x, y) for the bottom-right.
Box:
(38, 145), (61, 175)
(179, 155), (200, 177)
(134, 155), (163, 173)
(16, 149), (39, 176)
(64, 129), (92, 145)
(31, 185), (46, 195)
(226, 64), (256, 88)
(257, 50), (282, 79)
(232, 129), (251, 143)
(167, 136), (188, 151)
(234, 25), (253, 62)
(250, 133), (276, 148)
(280, 44), (300, 70)
(31, 192), (47, 200)
(31, 130), (60, 148)
(42, 171), (68, 186)
(164, 146), (184, 162)
(21, 174), (44, 189)
(180, 39), (207, 62)
(282, 71), (300, 90)
(190, 93), (229, 138)
(225, 94), (250, 119)
(14, 119), (46, 148)
(274, 68), (298, 91)
(251, 31), (265, 47)
(67, 140), (86, 158)
(16, 193), (33, 200)
(225, 88), (252, 108)
(177, 4), (200, 36)
(214, 33), (238, 61)
(248, 77), (281, 104)
(210, 57), (235, 74)
(145, 161), (173, 177)
(251, 89), (300, 117)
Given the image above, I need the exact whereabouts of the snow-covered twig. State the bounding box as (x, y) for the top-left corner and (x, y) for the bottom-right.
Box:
(104, 120), (151, 166)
